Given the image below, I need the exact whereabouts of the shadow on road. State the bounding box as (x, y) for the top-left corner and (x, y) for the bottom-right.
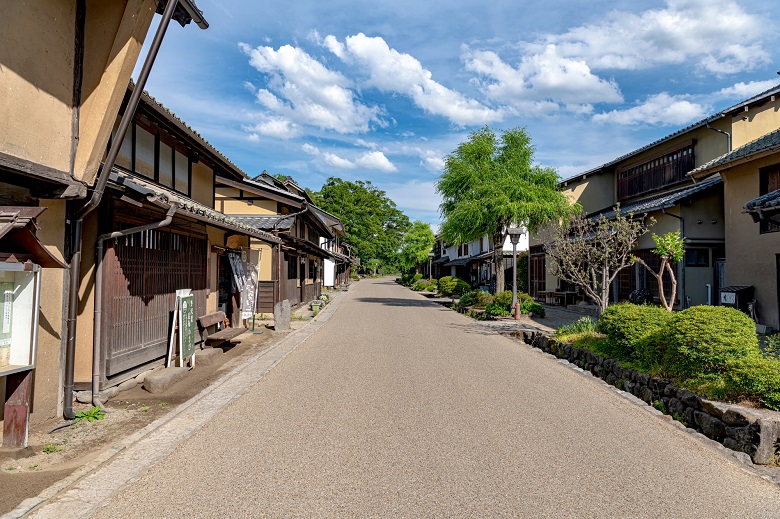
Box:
(355, 297), (450, 308)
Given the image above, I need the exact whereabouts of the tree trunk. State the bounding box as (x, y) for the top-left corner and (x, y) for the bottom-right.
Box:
(493, 234), (504, 294)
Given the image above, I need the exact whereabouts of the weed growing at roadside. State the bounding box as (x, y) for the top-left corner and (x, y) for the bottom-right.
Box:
(74, 406), (105, 423)
(158, 402), (168, 407)
(42, 444), (61, 455)
(28, 465), (38, 470)
(140, 406), (149, 413)
(652, 400), (668, 414)
(672, 412), (688, 427)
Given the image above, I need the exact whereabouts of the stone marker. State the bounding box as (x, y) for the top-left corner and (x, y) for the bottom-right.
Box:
(274, 299), (291, 331)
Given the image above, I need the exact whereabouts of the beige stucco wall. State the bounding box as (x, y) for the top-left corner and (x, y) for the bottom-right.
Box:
(250, 240), (274, 281)
(73, 0), (155, 185)
(721, 157), (780, 328)
(563, 172), (614, 215)
(191, 162), (214, 208)
(1, 1), (76, 173)
(74, 212), (99, 383)
(0, 1), (155, 183)
(731, 97), (780, 149)
(32, 200), (68, 422)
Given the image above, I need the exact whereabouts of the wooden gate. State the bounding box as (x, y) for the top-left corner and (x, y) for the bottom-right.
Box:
(102, 219), (207, 382)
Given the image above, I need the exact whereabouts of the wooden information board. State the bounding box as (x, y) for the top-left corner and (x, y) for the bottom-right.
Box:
(178, 292), (195, 361)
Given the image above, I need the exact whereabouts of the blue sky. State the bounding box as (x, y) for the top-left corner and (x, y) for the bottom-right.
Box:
(136, 0), (780, 229)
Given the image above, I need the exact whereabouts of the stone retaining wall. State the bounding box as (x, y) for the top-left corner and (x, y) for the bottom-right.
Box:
(515, 330), (780, 465)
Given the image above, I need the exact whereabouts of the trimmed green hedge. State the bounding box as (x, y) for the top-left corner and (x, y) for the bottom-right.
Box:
(438, 276), (470, 297)
(663, 306), (759, 377)
(597, 303), (671, 361)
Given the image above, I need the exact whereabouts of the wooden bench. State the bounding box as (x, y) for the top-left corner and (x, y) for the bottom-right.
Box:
(197, 311), (246, 347)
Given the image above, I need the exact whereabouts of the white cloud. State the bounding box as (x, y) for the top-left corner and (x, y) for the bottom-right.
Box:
(239, 42), (385, 135)
(539, 0), (769, 74)
(243, 116), (301, 139)
(355, 151), (397, 172)
(713, 80), (780, 101)
(355, 139), (378, 149)
(592, 92), (707, 126)
(301, 144), (396, 172)
(464, 45), (622, 110)
(325, 33), (505, 126)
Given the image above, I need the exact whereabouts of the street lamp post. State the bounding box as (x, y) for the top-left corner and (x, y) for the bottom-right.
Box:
(507, 225), (523, 319)
(428, 252), (435, 280)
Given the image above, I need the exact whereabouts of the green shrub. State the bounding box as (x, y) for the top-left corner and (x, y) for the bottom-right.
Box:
(723, 355), (780, 411)
(485, 302), (511, 317)
(518, 292), (534, 304)
(470, 291), (494, 308)
(459, 290), (477, 306)
(520, 301), (545, 317)
(557, 317), (598, 338)
(438, 276), (470, 297)
(412, 273), (423, 283)
(428, 279), (438, 289)
(412, 281), (429, 291)
(494, 291), (513, 309)
(597, 303), (671, 361)
(663, 306), (760, 377)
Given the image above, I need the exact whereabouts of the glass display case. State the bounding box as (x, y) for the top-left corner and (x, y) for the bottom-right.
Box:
(0, 262), (41, 376)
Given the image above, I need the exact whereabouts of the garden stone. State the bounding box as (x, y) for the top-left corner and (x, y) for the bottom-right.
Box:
(694, 411), (726, 440)
(668, 398), (684, 416)
(636, 373), (650, 386)
(563, 344), (572, 357)
(722, 408), (756, 426)
(677, 389), (700, 409)
(593, 365), (606, 378)
(684, 407), (697, 427)
(117, 378), (138, 392)
(663, 384), (678, 398)
(699, 399), (728, 419)
(638, 386), (654, 404)
(624, 381), (636, 394)
(725, 425), (756, 444)
(723, 437), (755, 457)
(605, 373), (617, 386)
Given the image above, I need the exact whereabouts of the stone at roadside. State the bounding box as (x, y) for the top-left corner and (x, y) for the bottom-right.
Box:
(117, 378), (137, 392)
(143, 367), (190, 394)
(195, 347), (223, 366)
(274, 300), (291, 331)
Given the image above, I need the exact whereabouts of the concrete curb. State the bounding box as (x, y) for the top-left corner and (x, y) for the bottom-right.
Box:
(6, 291), (348, 519)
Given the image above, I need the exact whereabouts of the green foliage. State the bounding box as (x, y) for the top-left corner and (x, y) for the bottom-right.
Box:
(350, 273), (360, 281)
(652, 230), (685, 263)
(557, 317), (598, 338)
(460, 290), (494, 308)
(652, 400), (668, 414)
(399, 221), (436, 271)
(516, 253), (529, 293)
(520, 301), (545, 317)
(663, 306), (759, 377)
(493, 290), (513, 309)
(764, 334), (780, 358)
(723, 356), (780, 411)
(437, 127), (574, 293)
(485, 302), (511, 317)
(42, 444), (61, 454)
(74, 406), (105, 423)
(672, 413), (688, 427)
(597, 303), (672, 360)
(518, 292), (534, 304)
(438, 276), (470, 297)
(412, 280), (437, 292)
(412, 273), (423, 283)
(312, 178), (411, 273)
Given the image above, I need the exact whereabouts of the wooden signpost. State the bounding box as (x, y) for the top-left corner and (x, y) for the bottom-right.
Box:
(167, 289), (195, 369)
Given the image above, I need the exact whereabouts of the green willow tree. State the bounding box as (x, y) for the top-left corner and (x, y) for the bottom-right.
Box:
(311, 177), (410, 273)
(399, 220), (436, 273)
(436, 126), (573, 292)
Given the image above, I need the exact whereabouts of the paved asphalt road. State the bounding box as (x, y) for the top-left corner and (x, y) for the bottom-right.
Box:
(81, 278), (780, 517)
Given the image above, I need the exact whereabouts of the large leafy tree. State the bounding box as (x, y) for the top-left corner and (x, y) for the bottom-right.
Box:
(399, 220), (435, 272)
(312, 178), (410, 272)
(436, 126), (573, 292)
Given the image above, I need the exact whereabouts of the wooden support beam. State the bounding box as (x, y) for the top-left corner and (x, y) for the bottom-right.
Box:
(3, 369), (33, 448)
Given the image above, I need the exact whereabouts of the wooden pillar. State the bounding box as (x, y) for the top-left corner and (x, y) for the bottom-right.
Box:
(3, 369), (33, 448)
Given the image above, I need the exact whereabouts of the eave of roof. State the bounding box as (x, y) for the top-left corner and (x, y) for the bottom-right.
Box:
(559, 83), (780, 186)
(594, 176), (722, 220)
(230, 214), (295, 231)
(109, 171), (281, 244)
(689, 128), (780, 180)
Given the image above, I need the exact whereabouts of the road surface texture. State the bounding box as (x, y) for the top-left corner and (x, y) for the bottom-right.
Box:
(31, 278), (780, 517)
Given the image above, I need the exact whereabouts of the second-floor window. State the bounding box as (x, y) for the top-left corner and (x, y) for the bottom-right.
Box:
(111, 117), (191, 197)
(617, 141), (695, 200)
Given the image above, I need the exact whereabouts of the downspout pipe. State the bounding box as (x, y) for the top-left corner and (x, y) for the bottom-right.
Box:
(706, 122), (731, 153)
(63, 0), (181, 419)
(92, 203), (177, 410)
(661, 207), (686, 309)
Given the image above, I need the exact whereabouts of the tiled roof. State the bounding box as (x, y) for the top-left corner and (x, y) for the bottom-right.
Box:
(230, 214), (296, 231)
(596, 176), (722, 220)
(744, 189), (780, 213)
(560, 83), (780, 184)
(110, 171), (281, 243)
(689, 128), (780, 177)
(444, 257), (472, 267)
(432, 255), (450, 265)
